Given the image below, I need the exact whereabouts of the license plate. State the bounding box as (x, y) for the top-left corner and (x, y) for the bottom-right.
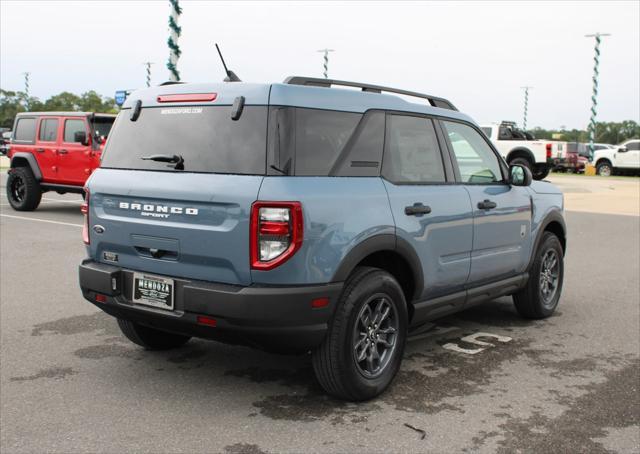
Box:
(132, 273), (174, 310)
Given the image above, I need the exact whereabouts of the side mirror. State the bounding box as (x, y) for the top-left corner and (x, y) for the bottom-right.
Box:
(74, 131), (89, 146)
(618, 146), (628, 153)
(509, 164), (533, 186)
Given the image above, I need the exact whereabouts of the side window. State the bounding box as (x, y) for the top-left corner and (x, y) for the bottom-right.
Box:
(442, 121), (504, 184)
(14, 118), (36, 142)
(626, 141), (640, 151)
(267, 107), (362, 176)
(39, 118), (59, 142)
(294, 109), (361, 176)
(64, 119), (87, 143)
(498, 127), (513, 140)
(383, 115), (446, 183)
(331, 111), (385, 177)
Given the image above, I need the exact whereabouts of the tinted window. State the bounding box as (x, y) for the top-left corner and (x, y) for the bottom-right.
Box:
(92, 117), (115, 139)
(443, 121), (503, 184)
(331, 111), (385, 177)
(39, 118), (59, 142)
(14, 118), (36, 142)
(294, 109), (361, 175)
(498, 127), (513, 140)
(64, 119), (87, 142)
(102, 106), (267, 174)
(626, 141), (640, 151)
(268, 107), (363, 176)
(383, 115), (445, 183)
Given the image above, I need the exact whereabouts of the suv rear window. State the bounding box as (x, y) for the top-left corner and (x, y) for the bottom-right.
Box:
(14, 117), (36, 142)
(101, 106), (268, 174)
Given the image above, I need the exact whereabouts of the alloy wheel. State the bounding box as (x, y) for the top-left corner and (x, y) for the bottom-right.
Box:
(352, 294), (399, 378)
(539, 249), (560, 308)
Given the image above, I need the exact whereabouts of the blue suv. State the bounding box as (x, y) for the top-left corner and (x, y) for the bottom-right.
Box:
(78, 77), (566, 401)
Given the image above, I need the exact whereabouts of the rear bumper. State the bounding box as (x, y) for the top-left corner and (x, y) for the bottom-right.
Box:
(78, 260), (343, 352)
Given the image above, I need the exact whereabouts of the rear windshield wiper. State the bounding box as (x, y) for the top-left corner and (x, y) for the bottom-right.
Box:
(141, 154), (184, 170)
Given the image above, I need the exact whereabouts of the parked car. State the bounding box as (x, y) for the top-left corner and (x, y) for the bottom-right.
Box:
(480, 121), (566, 180)
(5, 112), (116, 210)
(78, 77), (566, 401)
(592, 139), (640, 176)
(557, 142), (588, 173)
(0, 131), (11, 155)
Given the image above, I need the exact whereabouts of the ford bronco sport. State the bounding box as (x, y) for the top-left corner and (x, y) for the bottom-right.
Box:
(78, 77), (566, 401)
(6, 112), (115, 211)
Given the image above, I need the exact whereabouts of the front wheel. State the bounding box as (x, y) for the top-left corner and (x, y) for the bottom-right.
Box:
(6, 166), (42, 211)
(513, 232), (564, 319)
(596, 161), (613, 177)
(312, 267), (408, 401)
(117, 319), (191, 350)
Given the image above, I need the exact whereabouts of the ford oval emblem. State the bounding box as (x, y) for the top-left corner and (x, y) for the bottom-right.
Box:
(93, 225), (105, 234)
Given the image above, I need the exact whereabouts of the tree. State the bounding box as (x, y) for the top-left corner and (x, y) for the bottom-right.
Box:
(0, 89), (42, 128)
(531, 121), (639, 144)
(0, 88), (119, 129)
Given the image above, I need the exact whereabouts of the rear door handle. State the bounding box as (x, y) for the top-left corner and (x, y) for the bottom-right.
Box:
(36, 148), (45, 152)
(58, 149), (68, 155)
(477, 199), (497, 210)
(404, 203), (432, 216)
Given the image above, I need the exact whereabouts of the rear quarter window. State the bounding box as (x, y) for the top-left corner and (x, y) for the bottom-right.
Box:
(268, 107), (383, 177)
(14, 117), (36, 142)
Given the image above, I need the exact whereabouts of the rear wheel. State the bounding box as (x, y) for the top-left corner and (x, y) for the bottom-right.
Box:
(312, 267), (408, 401)
(596, 161), (613, 177)
(117, 319), (191, 350)
(6, 166), (42, 211)
(532, 165), (550, 180)
(513, 232), (564, 319)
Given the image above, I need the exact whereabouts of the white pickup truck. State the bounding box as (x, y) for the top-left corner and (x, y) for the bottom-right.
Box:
(481, 121), (566, 180)
(592, 139), (640, 176)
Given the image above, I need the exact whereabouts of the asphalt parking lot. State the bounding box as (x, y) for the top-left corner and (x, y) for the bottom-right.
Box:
(1, 173), (638, 454)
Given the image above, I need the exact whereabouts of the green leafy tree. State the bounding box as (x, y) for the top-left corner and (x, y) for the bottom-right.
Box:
(0, 88), (118, 129)
(0, 89), (42, 128)
(531, 121), (639, 144)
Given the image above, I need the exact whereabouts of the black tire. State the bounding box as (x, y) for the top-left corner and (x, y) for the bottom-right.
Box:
(532, 165), (550, 180)
(117, 318), (191, 350)
(513, 232), (564, 319)
(596, 161), (613, 177)
(6, 166), (42, 211)
(312, 267), (408, 401)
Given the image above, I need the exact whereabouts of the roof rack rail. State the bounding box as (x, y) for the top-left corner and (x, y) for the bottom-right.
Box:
(283, 76), (457, 111)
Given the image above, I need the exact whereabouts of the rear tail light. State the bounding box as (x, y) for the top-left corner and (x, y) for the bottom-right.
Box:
(546, 143), (553, 159)
(250, 201), (303, 270)
(81, 188), (89, 245)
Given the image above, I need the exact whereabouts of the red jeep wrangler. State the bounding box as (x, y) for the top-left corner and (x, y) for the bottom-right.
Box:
(6, 112), (116, 211)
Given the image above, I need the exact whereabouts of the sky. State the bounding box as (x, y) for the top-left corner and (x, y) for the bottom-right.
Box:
(1, 0), (639, 129)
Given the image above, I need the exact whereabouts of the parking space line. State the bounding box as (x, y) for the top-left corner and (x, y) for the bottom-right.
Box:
(0, 214), (82, 228)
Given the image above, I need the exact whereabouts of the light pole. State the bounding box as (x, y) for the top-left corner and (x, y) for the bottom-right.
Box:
(585, 32), (611, 158)
(144, 62), (154, 87)
(521, 86), (533, 130)
(23, 72), (30, 110)
(317, 49), (335, 79)
(167, 0), (182, 81)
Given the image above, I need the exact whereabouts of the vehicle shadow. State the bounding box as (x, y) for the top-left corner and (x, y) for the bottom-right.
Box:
(71, 297), (543, 421)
